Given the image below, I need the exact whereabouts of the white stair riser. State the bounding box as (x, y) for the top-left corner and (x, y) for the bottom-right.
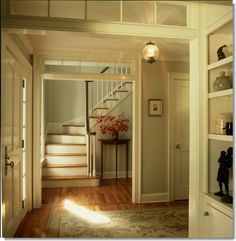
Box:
(46, 145), (86, 154)
(45, 156), (87, 165)
(47, 135), (86, 144)
(42, 178), (100, 188)
(63, 126), (86, 135)
(93, 109), (108, 115)
(42, 167), (87, 177)
(114, 92), (129, 99)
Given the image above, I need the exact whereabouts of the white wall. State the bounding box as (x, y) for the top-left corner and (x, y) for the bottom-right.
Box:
(93, 93), (133, 178)
(46, 79), (85, 123)
(142, 60), (189, 197)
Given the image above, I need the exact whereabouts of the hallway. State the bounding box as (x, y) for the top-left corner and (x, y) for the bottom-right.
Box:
(15, 178), (188, 237)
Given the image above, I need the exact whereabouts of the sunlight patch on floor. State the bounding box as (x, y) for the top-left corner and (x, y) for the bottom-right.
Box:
(64, 199), (110, 224)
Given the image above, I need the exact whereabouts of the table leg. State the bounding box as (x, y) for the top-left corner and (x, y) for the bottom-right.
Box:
(101, 143), (103, 179)
(115, 144), (118, 179)
(126, 143), (128, 179)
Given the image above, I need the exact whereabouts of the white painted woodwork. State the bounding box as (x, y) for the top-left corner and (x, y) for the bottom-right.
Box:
(201, 194), (233, 238)
(168, 73), (190, 201)
(207, 56), (233, 71)
(198, 7), (233, 239)
(63, 126), (86, 135)
(47, 134), (86, 144)
(45, 155), (87, 165)
(46, 144), (86, 154)
(208, 88), (232, 98)
(42, 166), (87, 177)
(174, 80), (189, 200)
(208, 134), (233, 142)
(1, 38), (32, 237)
(42, 177), (100, 188)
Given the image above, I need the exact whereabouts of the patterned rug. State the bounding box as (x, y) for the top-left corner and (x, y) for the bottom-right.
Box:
(47, 207), (188, 238)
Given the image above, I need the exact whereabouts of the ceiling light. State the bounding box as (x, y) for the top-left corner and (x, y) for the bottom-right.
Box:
(143, 41), (159, 64)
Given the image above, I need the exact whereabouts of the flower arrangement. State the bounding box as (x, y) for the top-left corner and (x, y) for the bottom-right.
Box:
(96, 114), (129, 139)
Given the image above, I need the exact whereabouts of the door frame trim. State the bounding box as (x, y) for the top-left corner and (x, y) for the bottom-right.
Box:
(167, 72), (189, 201)
(1, 33), (33, 236)
(33, 54), (142, 206)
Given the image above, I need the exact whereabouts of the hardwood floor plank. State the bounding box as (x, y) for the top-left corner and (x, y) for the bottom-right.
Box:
(14, 178), (188, 238)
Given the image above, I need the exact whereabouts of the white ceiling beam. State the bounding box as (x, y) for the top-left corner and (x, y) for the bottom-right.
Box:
(3, 16), (199, 40)
(42, 72), (135, 82)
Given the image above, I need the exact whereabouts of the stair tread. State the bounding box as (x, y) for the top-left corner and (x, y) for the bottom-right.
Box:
(48, 133), (85, 136)
(93, 107), (109, 110)
(62, 124), (85, 127)
(46, 143), (86, 146)
(46, 153), (87, 157)
(104, 98), (119, 101)
(123, 81), (133, 84)
(42, 175), (100, 180)
(114, 90), (129, 92)
(43, 164), (87, 168)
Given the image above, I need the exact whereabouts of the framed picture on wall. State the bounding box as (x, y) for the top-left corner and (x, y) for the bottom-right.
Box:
(148, 99), (163, 116)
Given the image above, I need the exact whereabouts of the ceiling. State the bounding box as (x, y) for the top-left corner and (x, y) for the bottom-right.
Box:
(25, 30), (189, 61)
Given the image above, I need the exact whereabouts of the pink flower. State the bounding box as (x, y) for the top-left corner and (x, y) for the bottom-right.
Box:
(96, 114), (129, 137)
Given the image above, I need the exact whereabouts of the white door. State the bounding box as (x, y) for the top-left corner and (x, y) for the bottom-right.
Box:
(2, 48), (27, 237)
(174, 78), (189, 200)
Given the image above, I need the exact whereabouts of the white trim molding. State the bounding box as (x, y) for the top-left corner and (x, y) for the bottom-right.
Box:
(141, 193), (169, 203)
(167, 72), (189, 202)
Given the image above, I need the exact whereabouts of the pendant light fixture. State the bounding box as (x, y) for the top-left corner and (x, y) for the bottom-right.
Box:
(143, 41), (159, 64)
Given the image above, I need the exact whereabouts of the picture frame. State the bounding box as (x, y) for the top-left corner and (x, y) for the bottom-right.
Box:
(148, 99), (163, 116)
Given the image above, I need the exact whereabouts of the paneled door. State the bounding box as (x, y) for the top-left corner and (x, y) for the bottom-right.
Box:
(2, 45), (30, 237)
(174, 79), (189, 200)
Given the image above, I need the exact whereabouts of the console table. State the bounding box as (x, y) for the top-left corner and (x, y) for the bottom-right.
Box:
(98, 139), (130, 179)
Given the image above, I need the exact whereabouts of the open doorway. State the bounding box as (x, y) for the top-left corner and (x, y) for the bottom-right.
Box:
(41, 68), (133, 191)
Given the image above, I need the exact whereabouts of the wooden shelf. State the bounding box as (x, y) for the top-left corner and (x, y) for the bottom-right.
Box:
(208, 134), (233, 142)
(208, 88), (233, 98)
(204, 193), (233, 214)
(208, 56), (233, 70)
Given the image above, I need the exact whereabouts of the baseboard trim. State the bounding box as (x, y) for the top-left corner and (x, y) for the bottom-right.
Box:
(97, 171), (132, 179)
(141, 192), (169, 203)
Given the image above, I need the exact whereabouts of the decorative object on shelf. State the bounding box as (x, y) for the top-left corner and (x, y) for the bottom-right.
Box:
(223, 122), (233, 135)
(143, 41), (159, 64)
(213, 71), (232, 92)
(148, 99), (163, 116)
(217, 45), (227, 60)
(214, 147), (233, 204)
(214, 113), (232, 134)
(96, 114), (129, 140)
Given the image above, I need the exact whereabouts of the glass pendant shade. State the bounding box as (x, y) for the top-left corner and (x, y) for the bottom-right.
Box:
(143, 41), (159, 63)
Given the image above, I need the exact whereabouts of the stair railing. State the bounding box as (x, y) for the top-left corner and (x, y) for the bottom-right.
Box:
(85, 80), (96, 177)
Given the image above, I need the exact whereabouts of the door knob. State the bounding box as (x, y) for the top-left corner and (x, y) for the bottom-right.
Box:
(204, 211), (209, 216)
(6, 157), (14, 168)
(5, 146), (14, 176)
(176, 144), (181, 149)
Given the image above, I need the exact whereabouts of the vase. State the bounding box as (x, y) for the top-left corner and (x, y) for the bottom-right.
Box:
(113, 132), (119, 140)
(213, 71), (232, 92)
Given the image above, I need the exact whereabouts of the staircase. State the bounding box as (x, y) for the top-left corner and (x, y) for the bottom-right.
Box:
(42, 124), (100, 188)
(42, 81), (133, 188)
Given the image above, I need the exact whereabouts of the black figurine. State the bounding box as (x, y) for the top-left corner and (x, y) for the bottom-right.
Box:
(217, 45), (227, 60)
(214, 150), (230, 197)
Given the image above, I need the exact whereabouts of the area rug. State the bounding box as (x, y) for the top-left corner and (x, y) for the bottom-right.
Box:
(47, 207), (188, 238)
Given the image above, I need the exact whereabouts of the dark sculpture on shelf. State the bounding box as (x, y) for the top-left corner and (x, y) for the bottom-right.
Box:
(217, 45), (227, 61)
(214, 147), (233, 204)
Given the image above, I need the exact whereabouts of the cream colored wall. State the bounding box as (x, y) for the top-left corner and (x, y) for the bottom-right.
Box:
(142, 60), (189, 195)
(93, 93), (133, 177)
(46, 79), (85, 123)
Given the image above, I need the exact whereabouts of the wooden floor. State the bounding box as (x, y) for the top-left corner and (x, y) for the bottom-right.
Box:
(15, 178), (188, 238)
